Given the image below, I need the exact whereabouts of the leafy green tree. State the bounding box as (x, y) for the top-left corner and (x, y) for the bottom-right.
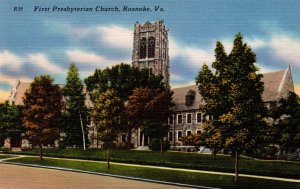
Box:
(272, 92), (300, 154)
(196, 33), (267, 182)
(126, 87), (174, 152)
(85, 63), (166, 149)
(61, 63), (88, 149)
(0, 102), (23, 147)
(84, 63), (164, 102)
(90, 89), (124, 168)
(23, 75), (62, 161)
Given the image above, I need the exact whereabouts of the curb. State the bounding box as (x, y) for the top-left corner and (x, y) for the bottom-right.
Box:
(1, 161), (220, 189)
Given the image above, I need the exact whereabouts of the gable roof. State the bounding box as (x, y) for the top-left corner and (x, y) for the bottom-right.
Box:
(171, 67), (294, 111)
(261, 70), (286, 102)
(8, 80), (92, 107)
(8, 67), (294, 111)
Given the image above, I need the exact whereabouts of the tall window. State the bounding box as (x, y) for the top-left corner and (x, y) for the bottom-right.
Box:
(177, 130), (182, 141)
(196, 112), (202, 123)
(148, 37), (155, 58)
(177, 114), (183, 124)
(140, 38), (146, 59)
(186, 113), (192, 124)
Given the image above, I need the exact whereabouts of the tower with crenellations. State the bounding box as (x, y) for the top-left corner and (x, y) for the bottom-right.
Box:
(132, 20), (169, 86)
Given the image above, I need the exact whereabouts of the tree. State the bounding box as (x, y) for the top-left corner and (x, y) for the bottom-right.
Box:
(90, 89), (123, 168)
(0, 102), (23, 147)
(196, 33), (267, 182)
(84, 63), (165, 102)
(23, 75), (62, 161)
(272, 92), (300, 155)
(126, 87), (174, 152)
(85, 63), (166, 148)
(61, 63), (88, 149)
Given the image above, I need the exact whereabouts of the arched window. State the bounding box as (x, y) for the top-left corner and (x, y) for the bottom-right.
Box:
(140, 38), (146, 59)
(148, 37), (155, 58)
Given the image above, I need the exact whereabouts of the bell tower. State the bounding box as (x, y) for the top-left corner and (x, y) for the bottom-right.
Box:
(132, 20), (169, 86)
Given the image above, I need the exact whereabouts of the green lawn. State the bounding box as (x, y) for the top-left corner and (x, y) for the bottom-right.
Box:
(4, 148), (300, 179)
(6, 157), (300, 189)
(0, 154), (14, 159)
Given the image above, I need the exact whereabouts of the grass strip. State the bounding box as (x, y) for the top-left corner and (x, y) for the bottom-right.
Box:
(4, 148), (300, 179)
(0, 154), (15, 159)
(6, 157), (300, 189)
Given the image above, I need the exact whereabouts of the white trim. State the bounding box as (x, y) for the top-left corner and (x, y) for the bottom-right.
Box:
(278, 67), (289, 94)
(176, 130), (182, 141)
(196, 112), (202, 123)
(196, 129), (202, 135)
(186, 113), (192, 124)
(186, 130), (192, 136)
(168, 115), (174, 125)
(177, 114), (183, 124)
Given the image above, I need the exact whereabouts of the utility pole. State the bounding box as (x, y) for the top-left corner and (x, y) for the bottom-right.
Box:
(79, 111), (86, 150)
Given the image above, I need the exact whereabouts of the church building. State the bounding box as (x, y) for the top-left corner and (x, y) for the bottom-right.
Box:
(5, 20), (295, 150)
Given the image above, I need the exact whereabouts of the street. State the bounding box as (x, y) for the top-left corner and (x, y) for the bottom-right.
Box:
(0, 164), (191, 189)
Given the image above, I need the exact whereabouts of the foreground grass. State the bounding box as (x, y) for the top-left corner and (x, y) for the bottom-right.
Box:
(4, 148), (300, 179)
(6, 157), (300, 189)
(0, 154), (15, 159)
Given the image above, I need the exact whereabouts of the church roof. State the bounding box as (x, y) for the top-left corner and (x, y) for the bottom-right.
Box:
(171, 67), (294, 111)
(9, 68), (293, 111)
(261, 70), (286, 102)
(9, 81), (92, 107)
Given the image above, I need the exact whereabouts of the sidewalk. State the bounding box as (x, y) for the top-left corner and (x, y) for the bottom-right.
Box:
(1, 154), (299, 184)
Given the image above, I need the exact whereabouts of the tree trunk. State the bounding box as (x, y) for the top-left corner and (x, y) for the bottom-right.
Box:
(38, 143), (43, 161)
(234, 150), (239, 182)
(212, 150), (217, 159)
(107, 148), (110, 169)
(160, 137), (163, 153)
(160, 127), (163, 153)
(127, 127), (132, 149)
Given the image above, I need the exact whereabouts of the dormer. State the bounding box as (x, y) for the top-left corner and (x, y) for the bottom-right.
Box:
(185, 90), (196, 106)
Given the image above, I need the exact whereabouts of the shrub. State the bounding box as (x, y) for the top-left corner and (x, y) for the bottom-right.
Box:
(148, 138), (170, 151)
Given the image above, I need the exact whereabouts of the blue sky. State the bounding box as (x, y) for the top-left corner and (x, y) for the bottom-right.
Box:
(1, 0), (300, 101)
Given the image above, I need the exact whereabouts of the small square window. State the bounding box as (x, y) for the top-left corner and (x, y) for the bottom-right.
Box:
(196, 130), (202, 135)
(186, 130), (192, 136)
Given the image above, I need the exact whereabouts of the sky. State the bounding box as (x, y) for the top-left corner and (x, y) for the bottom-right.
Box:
(1, 0), (300, 102)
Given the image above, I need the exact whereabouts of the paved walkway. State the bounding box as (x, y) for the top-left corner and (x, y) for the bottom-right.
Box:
(0, 154), (299, 186)
(0, 163), (193, 189)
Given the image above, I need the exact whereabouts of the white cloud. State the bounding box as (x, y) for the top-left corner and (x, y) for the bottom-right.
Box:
(268, 35), (300, 67)
(97, 25), (133, 49)
(171, 81), (195, 89)
(57, 22), (133, 50)
(66, 49), (130, 69)
(247, 38), (267, 49)
(0, 50), (22, 70)
(27, 53), (64, 74)
(170, 72), (184, 81)
(169, 37), (214, 69)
